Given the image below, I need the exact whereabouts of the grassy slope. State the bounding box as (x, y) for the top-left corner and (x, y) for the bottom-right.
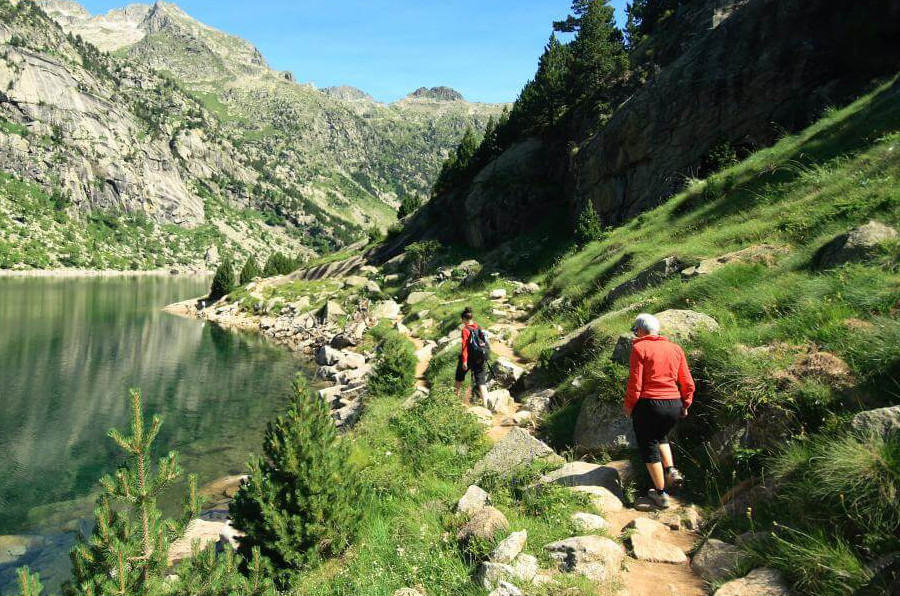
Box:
(156, 75), (899, 596)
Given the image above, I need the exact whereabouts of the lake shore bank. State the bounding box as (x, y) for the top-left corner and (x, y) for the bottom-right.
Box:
(0, 267), (211, 278)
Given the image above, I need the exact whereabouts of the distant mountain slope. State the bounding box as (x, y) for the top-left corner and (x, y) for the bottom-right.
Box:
(37, 0), (507, 234)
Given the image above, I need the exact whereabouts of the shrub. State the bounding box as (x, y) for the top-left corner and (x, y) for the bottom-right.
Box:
(744, 527), (872, 596)
(262, 252), (297, 277)
(174, 544), (276, 596)
(574, 202), (605, 247)
(389, 386), (486, 472)
(209, 256), (235, 301)
(404, 240), (442, 279)
(367, 330), (416, 399)
(398, 195), (423, 219)
(768, 431), (900, 554)
(239, 255), (261, 285)
(230, 375), (368, 573)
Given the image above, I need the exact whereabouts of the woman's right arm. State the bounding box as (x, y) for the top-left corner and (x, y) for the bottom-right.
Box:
(624, 347), (643, 415)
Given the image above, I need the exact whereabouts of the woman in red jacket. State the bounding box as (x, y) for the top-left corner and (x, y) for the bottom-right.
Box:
(624, 313), (695, 509)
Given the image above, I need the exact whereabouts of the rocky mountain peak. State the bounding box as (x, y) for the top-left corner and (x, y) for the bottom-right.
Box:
(407, 86), (465, 102)
(322, 86), (375, 103)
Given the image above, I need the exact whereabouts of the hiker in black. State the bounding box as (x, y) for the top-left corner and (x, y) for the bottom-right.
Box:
(455, 307), (490, 407)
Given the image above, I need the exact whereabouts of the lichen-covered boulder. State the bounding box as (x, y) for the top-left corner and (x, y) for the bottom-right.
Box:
(815, 220), (897, 268)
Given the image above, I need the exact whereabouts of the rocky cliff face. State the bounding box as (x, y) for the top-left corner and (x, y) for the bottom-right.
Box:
(424, 0), (900, 249)
(575, 0), (900, 225)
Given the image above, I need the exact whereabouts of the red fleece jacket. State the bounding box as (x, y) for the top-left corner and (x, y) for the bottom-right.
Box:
(624, 335), (695, 412)
(460, 322), (479, 367)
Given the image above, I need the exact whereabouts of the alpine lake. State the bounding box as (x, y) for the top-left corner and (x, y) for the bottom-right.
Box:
(0, 275), (302, 592)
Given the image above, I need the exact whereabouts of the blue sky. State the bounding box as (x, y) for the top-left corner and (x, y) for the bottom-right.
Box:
(79, 0), (629, 103)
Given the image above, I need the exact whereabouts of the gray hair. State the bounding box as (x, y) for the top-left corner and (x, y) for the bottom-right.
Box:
(632, 313), (660, 335)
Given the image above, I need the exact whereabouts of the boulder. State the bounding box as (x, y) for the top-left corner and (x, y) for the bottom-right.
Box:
(628, 532), (688, 564)
(476, 562), (516, 590)
(521, 389), (555, 418)
(485, 389), (514, 414)
(372, 300), (401, 320)
(604, 257), (682, 306)
(816, 221), (898, 268)
(336, 365), (371, 385)
(345, 275), (368, 287)
(317, 385), (344, 402)
(330, 333), (356, 349)
(315, 365), (339, 381)
(714, 568), (792, 596)
(406, 291), (434, 305)
(693, 539), (743, 582)
(333, 400), (363, 428)
(393, 589), (424, 596)
(468, 406), (494, 425)
(336, 351), (367, 370)
(491, 530), (527, 564)
(625, 517), (669, 536)
(317, 300), (345, 323)
(571, 512), (609, 532)
(610, 308), (721, 366)
(315, 345), (342, 366)
(489, 581), (522, 596)
(515, 282), (540, 295)
(512, 411), (532, 425)
(538, 460), (626, 498)
(573, 399), (636, 452)
(490, 289), (508, 300)
(492, 358), (525, 388)
(851, 405), (900, 438)
(382, 253), (406, 274)
(457, 506), (509, 543)
(366, 281), (382, 294)
(168, 519), (235, 565)
(570, 485), (624, 513)
(467, 428), (564, 481)
(510, 553), (539, 583)
(544, 535), (625, 581)
(456, 485), (490, 515)
(682, 244), (790, 277)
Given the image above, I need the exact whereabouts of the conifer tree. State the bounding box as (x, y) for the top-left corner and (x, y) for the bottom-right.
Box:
(14, 567), (44, 596)
(262, 253), (296, 277)
(64, 389), (203, 596)
(209, 257), (235, 302)
(553, 0), (593, 32)
(229, 375), (368, 573)
(455, 126), (479, 171)
(173, 544), (276, 596)
(239, 255), (261, 285)
(575, 201), (605, 246)
(398, 195), (423, 219)
(569, 0), (628, 107)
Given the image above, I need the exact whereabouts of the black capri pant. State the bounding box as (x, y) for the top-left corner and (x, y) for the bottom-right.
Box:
(632, 398), (682, 463)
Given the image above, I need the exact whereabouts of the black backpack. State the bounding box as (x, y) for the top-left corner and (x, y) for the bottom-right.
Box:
(467, 326), (491, 363)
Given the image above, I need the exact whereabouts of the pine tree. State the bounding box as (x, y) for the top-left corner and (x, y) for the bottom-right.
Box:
(367, 332), (417, 399)
(569, 0), (628, 107)
(14, 567), (44, 596)
(454, 126), (479, 171)
(553, 0), (593, 32)
(64, 389), (203, 596)
(262, 253), (296, 277)
(209, 257), (235, 302)
(239, 256), (261, 285)
(398, 195), (423, 219)
(229, 375), (368, 572)
(574, 201), (606, 246)
(173, 545), (276, 596)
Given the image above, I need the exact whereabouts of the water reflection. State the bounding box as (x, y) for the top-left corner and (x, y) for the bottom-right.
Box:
(0, 276), (299, 589)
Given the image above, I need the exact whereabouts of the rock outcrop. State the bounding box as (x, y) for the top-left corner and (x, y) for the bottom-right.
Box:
(815, 221), (898, 268)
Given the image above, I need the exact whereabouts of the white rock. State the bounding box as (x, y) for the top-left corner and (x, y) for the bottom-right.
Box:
(571, 512), (609, 532)
(492, 358), (524, 388)
(485, 389), (514, 414)
(336, 351), (367, 370)
(406, 291), (434, 305)
(490, 530), (527, 564)
(456, 485), (490, 515)
(315, 345), (342, 366)
(488, 581), (522, 596)
(372, 300), (401, 320)
(570, 485), (624, 513)
(490, 288), (508, 300)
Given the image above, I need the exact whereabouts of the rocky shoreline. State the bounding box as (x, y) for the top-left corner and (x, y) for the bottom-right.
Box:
(0, 267), (211, 278)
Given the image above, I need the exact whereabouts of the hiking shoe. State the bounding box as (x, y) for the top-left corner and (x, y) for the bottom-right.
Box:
(666, 467), (685, 490)
(647, 489), (671, 509)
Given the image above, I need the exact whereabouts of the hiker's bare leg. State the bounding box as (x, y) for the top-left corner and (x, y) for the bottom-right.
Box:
(477, 383), (489, 408)
(659, 443), (674, 469)
(646, 462), (666, 491)
(455, 380), (463, 399)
